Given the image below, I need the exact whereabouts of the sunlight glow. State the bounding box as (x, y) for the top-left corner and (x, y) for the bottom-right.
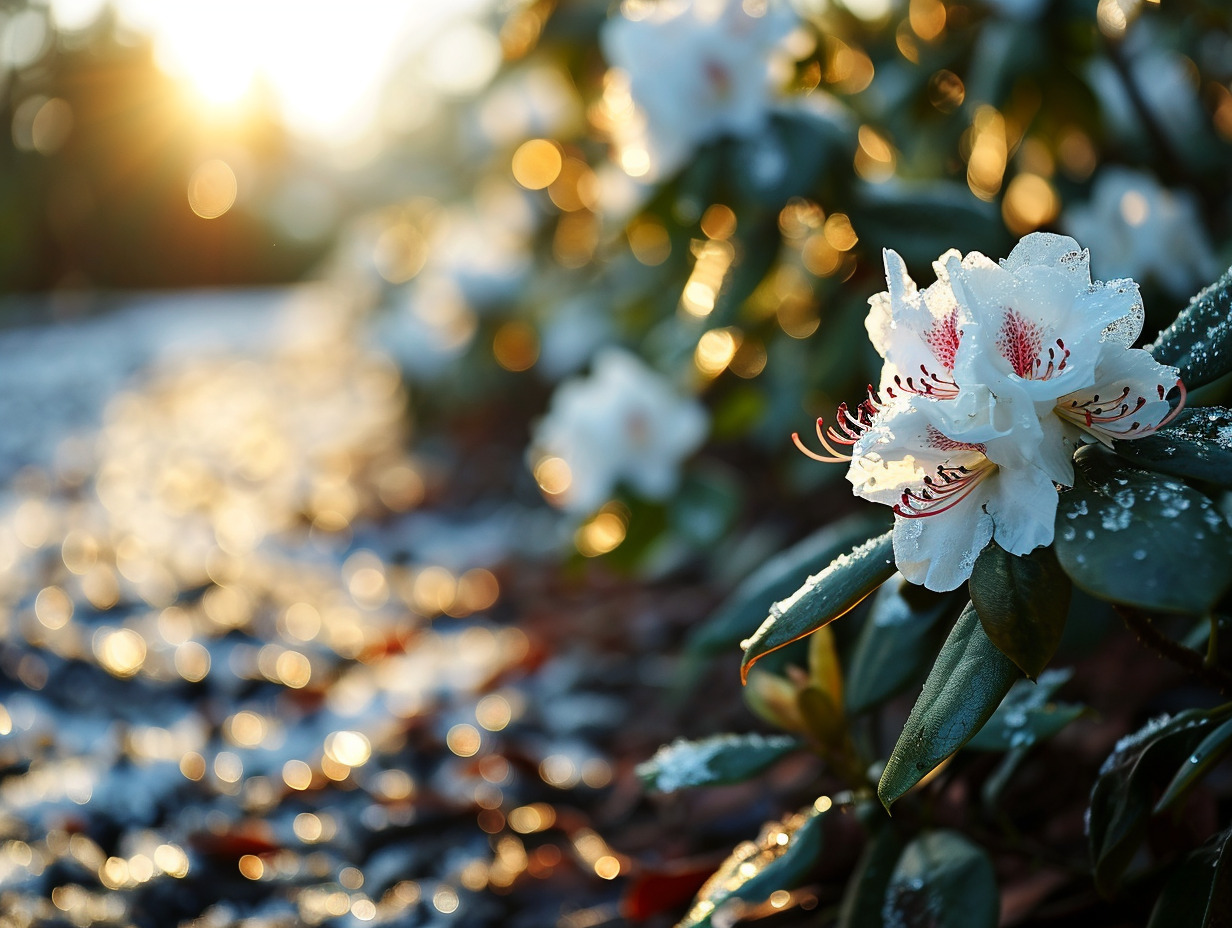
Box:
(81, 0), (494, 146)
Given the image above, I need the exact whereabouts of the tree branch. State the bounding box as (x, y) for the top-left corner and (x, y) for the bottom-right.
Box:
(1115, 605), (1232, 696)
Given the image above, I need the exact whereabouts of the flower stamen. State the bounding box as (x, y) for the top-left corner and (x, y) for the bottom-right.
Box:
(888, 364), (960, 400)
(894, 459), (994, 519)
(1033, 338), (1070, 381)
(792, 388), (884, 463)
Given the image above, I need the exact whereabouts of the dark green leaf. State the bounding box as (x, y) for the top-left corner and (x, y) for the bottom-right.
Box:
(1088, 708), (1230, 896)
(850, 182), (1009, 269)
(676, 803), (827, 928)
(966, 669), (1086, 751)
(1055, 446), (1232, 615)
(980, 746), (1031, 809)
(837, 824), (905, 928)
(637, 734), (801, 793)
(846, 575), (958, 715)
(709, 221), (781, 327)
(1111, 407), (1232, 487)
(1146, 827), (1232, 928)
(687, 515), (886, 662)
(1148, 265), (1232, 389)
(878, 603), (1022, 811)
(731, 109), (849, 210)
(741, 531), (895, 683)
(1155, 715), (1232, 813)
(882, 831), (998, 928)
(668, 468), (741, 547)
(970, 543), (1071, 679)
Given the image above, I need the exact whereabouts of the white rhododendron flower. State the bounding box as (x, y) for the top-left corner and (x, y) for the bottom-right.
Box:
(846, 397), (1058, 592)
(797, 232), (1184, 591)
(599, 0), (798, 181)
(529, 348), (708, 514)
(1063, 167), (1218, 298)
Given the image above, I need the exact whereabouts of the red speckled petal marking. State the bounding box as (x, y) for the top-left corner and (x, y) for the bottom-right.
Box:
(924, 307), (961, 370)
(996, 308), (1043, 378)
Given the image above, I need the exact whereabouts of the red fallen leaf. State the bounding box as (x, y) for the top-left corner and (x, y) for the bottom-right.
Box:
(189, 822), (281, 860)
(621, 856), (725, 922)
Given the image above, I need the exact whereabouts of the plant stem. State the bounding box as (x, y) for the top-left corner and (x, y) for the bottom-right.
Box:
(1207, 613), (1220, 669)
(1115, 605), (1232, 696)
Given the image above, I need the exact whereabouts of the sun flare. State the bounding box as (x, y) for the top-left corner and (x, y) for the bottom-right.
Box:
(62, 0), (493, 145)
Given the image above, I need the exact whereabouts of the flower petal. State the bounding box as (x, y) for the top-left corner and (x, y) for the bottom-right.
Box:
(892, 492), (994, 591)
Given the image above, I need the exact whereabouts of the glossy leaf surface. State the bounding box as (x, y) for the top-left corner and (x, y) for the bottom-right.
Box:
(969, 543), (1070, 679)
(741, 531), (895, 683)
(1054, 447), (1232, 615)
(676, 803), (826, 928)
(878, 603), (1021, 810)
(637, 734), (801, 793)
(1148, 265), (1232, 388)
(882, 830), (998, 928)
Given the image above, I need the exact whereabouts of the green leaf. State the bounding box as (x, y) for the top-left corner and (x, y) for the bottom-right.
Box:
(687, 515), (886, 662)
(969, 543), (1071, 679)
(636, 734), (801, 793)
(966, 669), (1086, 751)
(676, 802), (827, 928)
(1155, 715), (1232, 813)
(1146, 826), (1232, 928)
(845, 575), (958, 715)
(877, 603), (1022, 811)
(882, 831), (999, 928)
(731, 109), (849, 210)
(1054, 446), (1232, 615)
(850, 182), (1010, 269)
(668, 468), (741, 547)
(1088, 708), (1230, 896)
(837, 824), (905, 928)
(1111, 407), (1232, 487)
(741, 531), (895, 683)
(1148, 265), (1232, 389)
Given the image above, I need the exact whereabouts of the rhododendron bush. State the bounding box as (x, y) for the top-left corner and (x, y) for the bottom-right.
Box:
(365, 0), (1232, 922)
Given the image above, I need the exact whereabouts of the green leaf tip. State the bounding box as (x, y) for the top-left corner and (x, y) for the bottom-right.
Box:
(740, 530), (895, 684)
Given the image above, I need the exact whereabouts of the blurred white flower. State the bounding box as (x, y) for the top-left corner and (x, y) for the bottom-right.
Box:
(529, 348), (708, 514)
(599, 0), (799, 181)
(797, 233), (1184, 591)
(1063, 167), (1218, 298)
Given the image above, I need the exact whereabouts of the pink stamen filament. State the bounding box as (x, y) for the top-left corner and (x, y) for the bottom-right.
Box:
(1033, 339), (1070, 381)
(792, 387), (884, 463)
(1058, 378), (1186, 437)
(888, 364), (960, 400)
(894, 461), (991, 519)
